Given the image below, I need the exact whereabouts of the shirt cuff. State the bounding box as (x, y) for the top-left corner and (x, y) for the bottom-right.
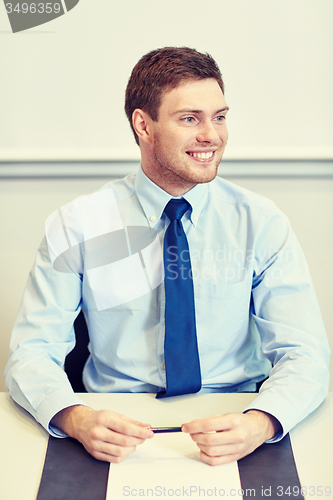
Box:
(243, 391), (298, 443)
(35, 388), (88, 438)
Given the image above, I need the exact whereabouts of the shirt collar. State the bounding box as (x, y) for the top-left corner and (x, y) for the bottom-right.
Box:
(182, 181), (208, 227)
(135, 165), (209, 228)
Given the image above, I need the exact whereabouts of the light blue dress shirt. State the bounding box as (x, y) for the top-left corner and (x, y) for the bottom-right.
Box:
(5, 167), (330, 439)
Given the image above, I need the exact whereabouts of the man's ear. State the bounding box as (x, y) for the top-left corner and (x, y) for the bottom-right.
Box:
(132, 109), (153, 144)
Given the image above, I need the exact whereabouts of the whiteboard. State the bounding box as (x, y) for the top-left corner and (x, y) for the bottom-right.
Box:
(0, 0), (332, 161)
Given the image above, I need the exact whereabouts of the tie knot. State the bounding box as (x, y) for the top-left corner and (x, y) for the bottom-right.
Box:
(164, 199), (191, 221)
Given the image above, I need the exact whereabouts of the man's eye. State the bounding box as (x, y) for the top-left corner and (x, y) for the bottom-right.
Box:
(215, 115), (226, 121)
(183, 117), (195, 123)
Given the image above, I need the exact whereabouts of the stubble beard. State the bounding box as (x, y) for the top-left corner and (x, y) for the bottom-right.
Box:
(152, 137), (222, 190)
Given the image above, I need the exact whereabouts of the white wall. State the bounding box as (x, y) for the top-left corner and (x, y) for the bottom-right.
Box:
(1, 174), (332, 392)
(1, 0), (332, 161)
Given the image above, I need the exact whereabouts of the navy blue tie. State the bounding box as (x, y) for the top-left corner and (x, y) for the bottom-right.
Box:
(157, 198), (201, 398)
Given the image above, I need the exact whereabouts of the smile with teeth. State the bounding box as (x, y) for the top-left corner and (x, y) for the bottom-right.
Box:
(187, 151), (214, 159)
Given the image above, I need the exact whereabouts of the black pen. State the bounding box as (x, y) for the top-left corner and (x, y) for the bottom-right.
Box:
(149, 426), (182, 433)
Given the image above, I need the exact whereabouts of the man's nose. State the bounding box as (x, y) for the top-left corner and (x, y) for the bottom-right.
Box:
(196, 120), (220, 143)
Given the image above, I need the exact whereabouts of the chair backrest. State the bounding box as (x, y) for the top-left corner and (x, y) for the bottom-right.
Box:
(64, 310), (89, 392)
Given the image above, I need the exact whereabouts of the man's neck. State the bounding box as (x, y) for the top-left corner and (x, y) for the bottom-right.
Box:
(141, 164), (197, 197)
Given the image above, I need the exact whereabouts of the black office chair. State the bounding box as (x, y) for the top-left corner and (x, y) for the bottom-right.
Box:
(64, 310), (89, 392)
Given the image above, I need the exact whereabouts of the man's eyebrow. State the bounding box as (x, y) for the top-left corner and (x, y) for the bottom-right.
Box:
(173, 107), (229, 115)
(217, 107), (229, 113)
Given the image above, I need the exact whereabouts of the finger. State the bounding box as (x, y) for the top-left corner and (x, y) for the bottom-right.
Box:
(106, 429), (150, 447)
(199, 450), (240, 466)
(87, 443), (137, 463)
(182, 413), (241, 434)
(121, 414), (152, 429)
(190, 430), (236, 446)
(113, 419), (154, 439)
(181, 415), (224, 434)
(196, 441), (244, 458)
(90, 424), (150, 448)
(89, 451), (126, 464)
(92, 439), (137, 458)
(98, 412), (153, 439)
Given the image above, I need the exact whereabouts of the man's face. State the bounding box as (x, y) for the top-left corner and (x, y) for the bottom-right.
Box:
(143, 78), (229, 194)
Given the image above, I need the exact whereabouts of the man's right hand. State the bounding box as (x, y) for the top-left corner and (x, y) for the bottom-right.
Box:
(50, 405), (154, 463)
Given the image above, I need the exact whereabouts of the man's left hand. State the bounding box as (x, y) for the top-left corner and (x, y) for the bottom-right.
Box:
(181, 410), (282, 466)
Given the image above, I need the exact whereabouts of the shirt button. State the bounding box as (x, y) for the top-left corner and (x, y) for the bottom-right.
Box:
(193, 216), (198, 222)
(163, 364), (166, 369)
(150, 215), (156, 222)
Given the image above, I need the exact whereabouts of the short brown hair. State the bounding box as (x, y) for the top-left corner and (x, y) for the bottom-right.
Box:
(125, 47), (225, 145)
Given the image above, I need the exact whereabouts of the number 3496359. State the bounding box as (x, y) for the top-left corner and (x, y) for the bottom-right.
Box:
(5, 3), (61, 14)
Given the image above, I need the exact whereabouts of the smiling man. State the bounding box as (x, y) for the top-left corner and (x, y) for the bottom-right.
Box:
(5, 47), (330, 466)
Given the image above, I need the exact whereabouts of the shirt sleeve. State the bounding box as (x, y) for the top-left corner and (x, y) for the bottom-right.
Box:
(4, 236), (87, 437)
(244, 205), (330, 440)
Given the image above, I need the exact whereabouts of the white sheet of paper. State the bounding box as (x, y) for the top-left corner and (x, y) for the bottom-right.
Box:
(107, 431), (242, 499)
